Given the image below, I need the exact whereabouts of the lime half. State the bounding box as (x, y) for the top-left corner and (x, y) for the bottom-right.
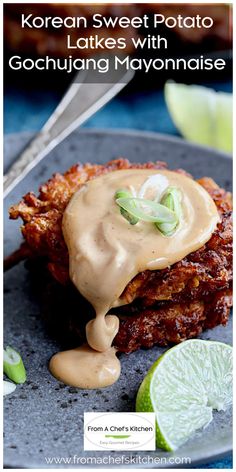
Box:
(165, 81), (232, 153)
(136, 340), (232, 451)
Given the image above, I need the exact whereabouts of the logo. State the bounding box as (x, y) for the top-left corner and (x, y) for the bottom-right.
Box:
(84, 412), (156, 451)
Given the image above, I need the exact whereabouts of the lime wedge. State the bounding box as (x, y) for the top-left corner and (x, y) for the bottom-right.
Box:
(136, 340), (232, 451)
(165, 81), (232, 153)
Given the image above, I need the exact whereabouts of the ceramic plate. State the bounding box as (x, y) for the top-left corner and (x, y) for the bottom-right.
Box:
(4, 129), (232, 468)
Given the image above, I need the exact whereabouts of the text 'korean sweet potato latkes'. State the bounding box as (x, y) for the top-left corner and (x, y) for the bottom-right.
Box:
(9, 158), (232, 353)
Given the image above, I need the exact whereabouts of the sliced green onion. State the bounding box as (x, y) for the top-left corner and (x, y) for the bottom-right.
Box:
(115, 189), (139, 225)
(116, 197), (177, 224)
(156, 187), (182, 236)
(115, 189), (131, 200)
(161, 187), (182, 213)
(120, 208), (139, 225)
(3, 380), (16, 396)
(4, 346), (26, 384)
(138, 174), (168, 200)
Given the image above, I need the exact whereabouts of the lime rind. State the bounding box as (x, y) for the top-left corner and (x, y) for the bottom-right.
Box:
(215, 93), (232, 152)
(136, 340), (232, 451)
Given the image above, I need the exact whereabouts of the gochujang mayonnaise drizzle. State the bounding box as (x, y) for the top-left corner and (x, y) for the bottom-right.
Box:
(49, 169), (219, 388)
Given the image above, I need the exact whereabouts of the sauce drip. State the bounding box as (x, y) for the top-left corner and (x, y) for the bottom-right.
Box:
(49, 169), (219, 388)
(49, 345), (120, 389)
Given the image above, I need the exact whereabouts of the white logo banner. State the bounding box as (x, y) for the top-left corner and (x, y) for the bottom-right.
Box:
(84, 412), (156, 451)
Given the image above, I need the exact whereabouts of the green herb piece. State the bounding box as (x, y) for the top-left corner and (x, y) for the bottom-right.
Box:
(116, 197), (177, 224)
(138, 174), (169, 200)
(3, 380), (16, 396)
(4, 346), (26, 384)
(120, 208), (139, 225)
(115, 189), (132, 200)
(156, 187), (182, 236)
(115, 189), (139, 225)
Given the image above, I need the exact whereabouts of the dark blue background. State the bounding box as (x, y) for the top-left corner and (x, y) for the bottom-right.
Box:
(4, 81), (232, 136)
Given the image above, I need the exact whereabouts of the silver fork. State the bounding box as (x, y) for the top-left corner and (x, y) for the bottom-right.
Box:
(4, 66), (134, 197)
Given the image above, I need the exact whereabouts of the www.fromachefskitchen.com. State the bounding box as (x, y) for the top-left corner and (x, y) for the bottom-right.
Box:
(44, 454), (192, 466)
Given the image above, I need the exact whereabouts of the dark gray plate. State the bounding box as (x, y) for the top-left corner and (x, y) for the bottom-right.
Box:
(4, 129), (232, 469)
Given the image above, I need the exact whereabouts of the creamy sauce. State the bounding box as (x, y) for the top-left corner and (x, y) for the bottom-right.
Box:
(49, 169), (219, 388)
(49, 345), (120, 389)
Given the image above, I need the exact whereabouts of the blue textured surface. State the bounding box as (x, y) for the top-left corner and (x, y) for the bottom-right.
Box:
(4, 81), (233, 469)
(4, 82), (232, 135)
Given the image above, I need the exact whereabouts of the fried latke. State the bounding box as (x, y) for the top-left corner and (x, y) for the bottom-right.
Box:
(8, 159), (232, 352)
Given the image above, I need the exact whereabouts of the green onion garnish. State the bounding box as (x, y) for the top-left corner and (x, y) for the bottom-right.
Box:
(115, 180), (183, 237)
(116, 197), (177, 224)
(3, 380), (16, 396)
(115, 189), (139, 225)
(138, 174), (169, 200)
(115, 189), (132, 200)
(4, 346), (26, 384)
(156, 187), (182, 236)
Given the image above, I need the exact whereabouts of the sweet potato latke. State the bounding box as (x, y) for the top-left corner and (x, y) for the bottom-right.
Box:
(9, 159), (232, 353)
